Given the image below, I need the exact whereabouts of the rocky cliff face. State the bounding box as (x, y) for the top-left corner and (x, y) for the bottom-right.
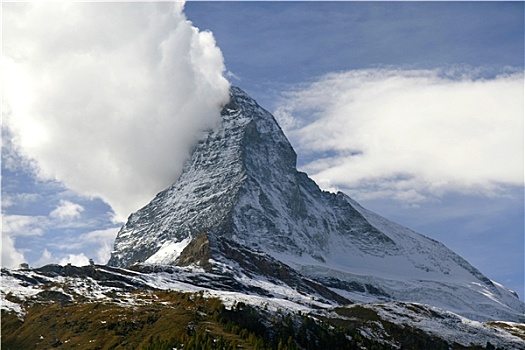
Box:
(107, 87), (524, 322)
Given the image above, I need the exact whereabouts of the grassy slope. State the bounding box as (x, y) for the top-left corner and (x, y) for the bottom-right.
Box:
(2, 290), (391, 350)
(2, 289), (512, 350)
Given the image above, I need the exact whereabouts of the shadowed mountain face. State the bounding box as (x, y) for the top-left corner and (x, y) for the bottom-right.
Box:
(107, 87), (524, 322)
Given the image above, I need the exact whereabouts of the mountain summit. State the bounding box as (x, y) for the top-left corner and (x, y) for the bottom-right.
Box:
(108, 87), (524, 322)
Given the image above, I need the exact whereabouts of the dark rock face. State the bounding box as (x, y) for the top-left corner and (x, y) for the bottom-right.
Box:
(35, 290), (72, 306)
(177, 232), (212, 271)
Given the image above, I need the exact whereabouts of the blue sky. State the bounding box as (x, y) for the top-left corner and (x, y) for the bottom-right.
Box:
(2, 2), (524, 299)
(185, 1), (524, 106)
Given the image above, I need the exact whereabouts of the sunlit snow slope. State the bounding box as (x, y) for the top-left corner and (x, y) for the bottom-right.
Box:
(108, 87), (524, 322)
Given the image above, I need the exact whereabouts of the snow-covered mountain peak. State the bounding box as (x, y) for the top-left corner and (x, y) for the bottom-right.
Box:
(107, 86), (524, 322)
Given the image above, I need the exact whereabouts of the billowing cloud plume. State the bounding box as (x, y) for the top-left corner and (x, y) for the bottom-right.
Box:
(275, 68), (524, 201)
(3, 2), (230, 221)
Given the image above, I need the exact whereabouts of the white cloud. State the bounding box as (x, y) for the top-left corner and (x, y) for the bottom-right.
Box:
(2, 198), (119, 267)
(1, 234), (26, 268)
(2, 197), (14, 210)
(28, 227), (119, 267)
(78, 228), (120, 264)
(2, 200), (85, 238)
(2, 214), (47, 237)
(34, 249), (54, 267)
(275, 68), (524, 201)
(49, 200), (84, 220)
(1, 193), (41, 210)
(3, 2), (230, 222)
(59, 253), (90, 267)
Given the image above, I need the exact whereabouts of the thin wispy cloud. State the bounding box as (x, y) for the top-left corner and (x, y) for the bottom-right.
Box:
(2, 215), (47, 238)
(1, 193), (40, 210)
(275, 68), (524, 202)
(2, 199), (117, 267)
(35, 227), (120, 267)
(49, 200), (84, 221)
(3, 2), (230, 222)
(2, 215), (120, 268)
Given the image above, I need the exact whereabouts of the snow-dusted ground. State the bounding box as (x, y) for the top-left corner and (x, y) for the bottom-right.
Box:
(1, 264), (326, 317)
(2, 264), (524, 348)
(362, 302), (524, 349)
